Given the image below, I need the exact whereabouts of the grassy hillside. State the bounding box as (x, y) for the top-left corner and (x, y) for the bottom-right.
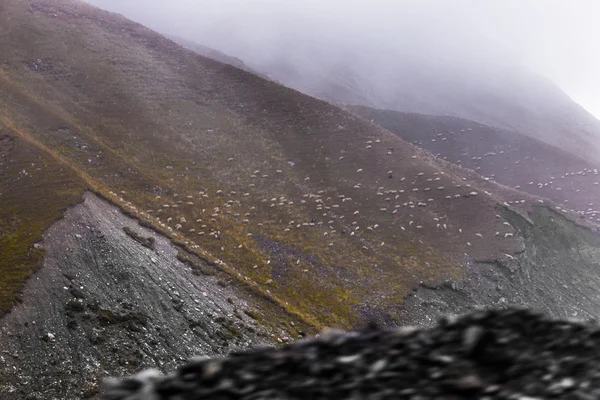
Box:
(186, 30), (600, 164)
(0, 123), (86, 313)
(350, 106), (600, 222)
(0, 0), (538, 327)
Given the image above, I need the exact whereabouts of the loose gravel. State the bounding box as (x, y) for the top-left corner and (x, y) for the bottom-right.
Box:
(103, 308), (600, 399)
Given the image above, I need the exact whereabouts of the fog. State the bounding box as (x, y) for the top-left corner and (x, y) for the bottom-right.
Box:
(86, 0), (600, 119)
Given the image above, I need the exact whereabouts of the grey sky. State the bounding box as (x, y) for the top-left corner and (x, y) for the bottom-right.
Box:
(86, 0), (600, 118)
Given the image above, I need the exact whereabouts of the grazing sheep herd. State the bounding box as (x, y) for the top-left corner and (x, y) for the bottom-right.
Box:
(408, 125), (600, 223)
(105, 133), (529, 273)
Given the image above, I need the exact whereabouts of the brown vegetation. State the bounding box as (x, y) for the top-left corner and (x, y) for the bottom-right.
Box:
(0, 0), (527, 327)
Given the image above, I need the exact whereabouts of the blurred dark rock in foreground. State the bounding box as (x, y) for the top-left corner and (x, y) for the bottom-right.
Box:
(103, 308), (600, 399)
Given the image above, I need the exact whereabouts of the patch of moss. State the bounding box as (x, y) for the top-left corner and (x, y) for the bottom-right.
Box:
(122, 226), (155, 250)
(96, 308), (148, 327)
(176, 249), (217, 276)
(65, 299), (85, 313)
(243, 309), (261, 320)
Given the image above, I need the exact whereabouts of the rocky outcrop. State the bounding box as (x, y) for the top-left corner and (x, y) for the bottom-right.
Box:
(400, 206), (600, 326)
(103, 308), (600, 399)
(0, 192), (271, 400)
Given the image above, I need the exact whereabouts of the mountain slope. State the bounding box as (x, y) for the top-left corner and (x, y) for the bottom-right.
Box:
(189, 28), (600, 164)
(350, 106), (600, 221)
(0, 192), (280, 399)
(0, 0), (527, 329)
(4, 2), (600, 397)
(167, 35), (265, 78)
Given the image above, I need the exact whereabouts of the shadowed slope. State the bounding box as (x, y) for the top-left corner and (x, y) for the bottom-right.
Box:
(350, 106), (600, 221)
(189, 30), (600, 164)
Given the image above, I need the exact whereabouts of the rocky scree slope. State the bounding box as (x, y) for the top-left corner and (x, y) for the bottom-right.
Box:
(400, 205), (600, 326)
(104, 308), (600, 399)
(0, 192), (307, 400)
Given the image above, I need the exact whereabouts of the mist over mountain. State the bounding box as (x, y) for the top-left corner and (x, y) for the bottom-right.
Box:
(87, 0), (600, 164)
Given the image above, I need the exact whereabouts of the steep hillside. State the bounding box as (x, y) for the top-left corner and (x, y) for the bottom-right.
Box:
(350, 106), (600, 221)
(0, 0), (527, 329)
(0, 192), (293, 399)
(3, 2), (600, 397)
(167, 35), (264, 78)
(182, 32), (600, 164)
(0, 0), (600, 399)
